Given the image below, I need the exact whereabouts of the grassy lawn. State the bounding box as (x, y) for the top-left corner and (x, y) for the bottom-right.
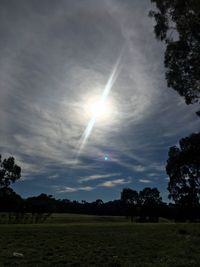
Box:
(1, 220), (200, 266)
(0, 213), (127, 224)
(45, 213), (127, 224)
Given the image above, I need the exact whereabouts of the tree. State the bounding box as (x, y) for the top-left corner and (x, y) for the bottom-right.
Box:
(121, 188), (139, 222)
(121, 188), (139, 205)
(0, 155), (21, 189)
(0, 187), (23, 212)
(26, 194), (56, 213)
(166, 133), (200, 207)
(139, 187), (162, 222)
(149, 0), (200, 114)
(139, 187), (162, 207)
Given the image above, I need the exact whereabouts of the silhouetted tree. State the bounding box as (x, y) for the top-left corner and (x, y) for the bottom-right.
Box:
(0, 155), (21, 189)
(166, 133), (200, 208)
(25, 194), (56, 223)
(0, 187), (23, 212)
(121, 188), (139, 222)
(121, 188), (139, 205)
(26, 194), (56, 213)
(149, 0), (200, 114)
(139, 187), (162, 207)
(139, 187), (162, 222)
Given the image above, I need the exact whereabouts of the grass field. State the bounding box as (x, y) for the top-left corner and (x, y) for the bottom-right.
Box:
(0, 215), (200, 266)
(0, 213), (127, 224)
(45, 213), (127, 224)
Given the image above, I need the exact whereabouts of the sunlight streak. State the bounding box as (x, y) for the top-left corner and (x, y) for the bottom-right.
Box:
(78, 51), (123, 154)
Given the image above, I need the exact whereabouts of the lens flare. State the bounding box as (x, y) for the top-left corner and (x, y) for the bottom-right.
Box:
(85, 97), (113, 122)
(77, 49), (124, 155)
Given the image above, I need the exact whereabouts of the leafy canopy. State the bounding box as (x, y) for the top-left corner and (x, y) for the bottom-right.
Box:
(0, 155), (21, 189)
(166, 133), (200, 207)
(149, 0), (200, 111)
(121, 187), (162, 207)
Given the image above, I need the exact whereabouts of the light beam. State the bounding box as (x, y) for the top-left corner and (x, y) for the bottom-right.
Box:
(78, 52), (123, 154)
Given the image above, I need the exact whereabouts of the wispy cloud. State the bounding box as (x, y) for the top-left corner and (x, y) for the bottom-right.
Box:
(48, 174), (59, 180)
(56, 186), (94, 193)
(139, 179), (152, 184)
(149, 163), (165, 172)
(133, 165), (146, 172)
(98, 178), (131, 188)
(148, 173), (158, 177)
(79, 173), (121, 183)
(55, 177), (131, 193)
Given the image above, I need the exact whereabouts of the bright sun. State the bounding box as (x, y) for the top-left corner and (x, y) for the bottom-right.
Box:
(85, 96), (113, 122)
(90, 100), (106, 117)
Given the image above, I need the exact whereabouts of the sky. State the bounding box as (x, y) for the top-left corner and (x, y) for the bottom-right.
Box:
(0, 0), (199, 202)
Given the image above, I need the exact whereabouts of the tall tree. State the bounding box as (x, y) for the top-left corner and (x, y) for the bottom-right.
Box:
(166, 133), (200, 207)
(121, 188), (139, 222)
(139, 187), (162, 207)
(0, 155), (21, 189)
(121, 188), (139, 205)
(149, 0), (200, 114)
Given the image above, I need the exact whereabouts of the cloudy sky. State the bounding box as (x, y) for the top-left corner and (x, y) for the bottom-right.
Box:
(0, 0), (199, 202)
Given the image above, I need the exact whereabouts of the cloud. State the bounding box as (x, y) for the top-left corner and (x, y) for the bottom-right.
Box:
(56, 186), (94, 193)
(148, 173), (158, 177)
(48, 174), (59, 179)
(53, 176), (132, 195)
(149, 163), (165, 172)
(139, 179), (152, 184)
(99, 178), (131, 188)
(132, 165), (146, 172)
(79, 172), (121, 183)
(54, 176), (131, 195)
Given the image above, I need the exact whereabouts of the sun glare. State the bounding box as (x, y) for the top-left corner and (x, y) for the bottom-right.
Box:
(90, 100), (106, 117)
(85, 96), (113, 122)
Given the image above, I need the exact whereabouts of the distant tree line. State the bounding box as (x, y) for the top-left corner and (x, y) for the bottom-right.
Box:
(1, 187), (200, 223)
(0, 187), (169, 221)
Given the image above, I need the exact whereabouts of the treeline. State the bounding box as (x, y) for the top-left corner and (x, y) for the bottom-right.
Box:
(1, 187), (200, 222)
(0, 188), (123, 216)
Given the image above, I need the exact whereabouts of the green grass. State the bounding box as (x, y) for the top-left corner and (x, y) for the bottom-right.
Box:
(0, 212), (173, 224)
(1, 221), (200, 266)
(45, 213), (127, 224)
(0, 213), (127, 224)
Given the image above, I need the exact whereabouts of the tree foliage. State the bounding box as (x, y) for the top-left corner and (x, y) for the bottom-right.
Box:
(166, 133), (200, 207)
(121, 188), (139, 205)
(139, 187), (162, 207)
(149, 0), (200, 111)
(121, 187), (162, 207)
(0, 155), (21, 189)
(121, 187), (162, 222)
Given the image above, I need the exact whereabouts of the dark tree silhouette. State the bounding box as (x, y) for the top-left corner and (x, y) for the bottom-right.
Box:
(121, 188), (139, 205)
(166, 133), (200, 207)
(139, 187), (162, 207)
(0, 187), (23, 212)
(139, 187), (162, 222)
(121, 188), (139, 222)
(121, 187), (163, 222)
(149, 0), (200, 113)
(0, 155), (21, 189)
